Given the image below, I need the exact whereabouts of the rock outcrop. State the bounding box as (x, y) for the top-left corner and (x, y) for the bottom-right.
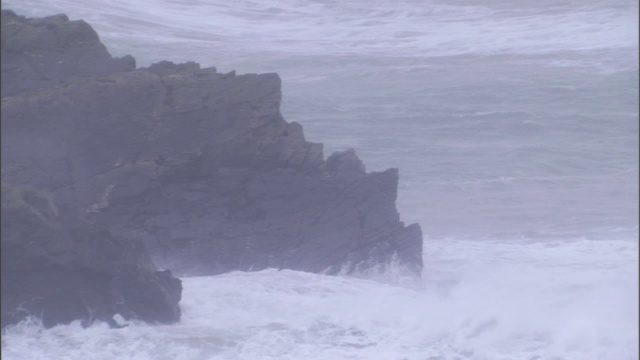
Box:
(1, 10), (423, 282)
(1, 11), (181, 330)
(1, 184), (182, 329)
(1, 10), (135, 97)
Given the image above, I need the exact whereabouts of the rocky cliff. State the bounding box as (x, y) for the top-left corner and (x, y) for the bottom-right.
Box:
(1, 183), (182, 329)
(1, 10), (423, 281)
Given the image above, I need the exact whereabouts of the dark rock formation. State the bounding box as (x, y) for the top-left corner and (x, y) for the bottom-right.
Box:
(1, 11), (181, 329)
(1, 10), (135, 97)
(1, 10), (423, 280)
(1, 184), (182, 329)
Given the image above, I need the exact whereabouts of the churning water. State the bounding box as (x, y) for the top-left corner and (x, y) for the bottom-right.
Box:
(2, 0), (638, 359)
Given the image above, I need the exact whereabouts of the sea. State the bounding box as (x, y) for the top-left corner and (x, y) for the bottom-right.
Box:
(1, 0), (638, 359)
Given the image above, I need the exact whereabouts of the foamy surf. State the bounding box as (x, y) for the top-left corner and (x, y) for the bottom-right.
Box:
(2, 236), (637, 360)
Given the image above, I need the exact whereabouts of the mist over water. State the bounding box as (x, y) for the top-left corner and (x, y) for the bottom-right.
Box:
(2, 0), (638, 359)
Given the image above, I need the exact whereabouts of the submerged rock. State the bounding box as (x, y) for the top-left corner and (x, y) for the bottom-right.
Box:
(1, 10), (423, 280)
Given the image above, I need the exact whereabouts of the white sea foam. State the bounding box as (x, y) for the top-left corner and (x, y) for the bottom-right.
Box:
(2, 236), (637, 360)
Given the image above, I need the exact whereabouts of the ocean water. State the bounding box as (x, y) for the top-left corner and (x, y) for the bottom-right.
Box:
(1, 0), (638, 359)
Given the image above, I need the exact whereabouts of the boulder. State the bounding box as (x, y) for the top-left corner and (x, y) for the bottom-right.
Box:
(1, 10), (423, 278)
